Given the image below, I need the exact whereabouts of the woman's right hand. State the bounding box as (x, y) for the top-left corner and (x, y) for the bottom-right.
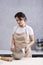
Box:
(10, 45), (15, 52)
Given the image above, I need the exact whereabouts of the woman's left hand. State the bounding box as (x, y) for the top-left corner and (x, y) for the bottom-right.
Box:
(25, 44), (30, 52)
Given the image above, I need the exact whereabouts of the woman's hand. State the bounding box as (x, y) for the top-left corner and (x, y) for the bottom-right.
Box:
(10, 45), (15, 52)
(25, 44), (30, 50)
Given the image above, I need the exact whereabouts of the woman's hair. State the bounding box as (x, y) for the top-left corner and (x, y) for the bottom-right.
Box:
(14, 12), (27, 21)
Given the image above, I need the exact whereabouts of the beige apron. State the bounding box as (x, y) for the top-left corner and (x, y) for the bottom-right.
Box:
(13, 26), (32, 58)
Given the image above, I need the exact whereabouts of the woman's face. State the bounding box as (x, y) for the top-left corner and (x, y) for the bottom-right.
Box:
(16, 17), (25, 27)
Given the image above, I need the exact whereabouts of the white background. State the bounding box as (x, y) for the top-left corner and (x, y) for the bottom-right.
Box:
(0, 0), (43, 50)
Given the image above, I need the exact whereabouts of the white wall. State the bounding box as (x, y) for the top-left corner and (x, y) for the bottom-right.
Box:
(0, 0), (43, 50)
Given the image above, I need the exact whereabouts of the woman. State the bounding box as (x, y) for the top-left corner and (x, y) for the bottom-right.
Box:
(10, 12), (34, 57)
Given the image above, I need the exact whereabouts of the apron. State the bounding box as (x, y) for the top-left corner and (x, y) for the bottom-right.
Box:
(13, 26), (32, 57)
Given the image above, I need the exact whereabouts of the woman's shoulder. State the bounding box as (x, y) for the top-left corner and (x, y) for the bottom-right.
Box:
(26, 25), (33, 30)
(26, 25), (34, 35)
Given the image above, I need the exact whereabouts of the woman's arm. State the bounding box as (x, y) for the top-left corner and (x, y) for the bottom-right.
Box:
(29, 35), (34, 47)
(25, 35), (34, 56)
(10, 34), (15, 52)
(25, 35), (34, 51)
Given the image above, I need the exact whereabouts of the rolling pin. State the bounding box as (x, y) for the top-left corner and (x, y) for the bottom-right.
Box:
(0, 56), (13, 62)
